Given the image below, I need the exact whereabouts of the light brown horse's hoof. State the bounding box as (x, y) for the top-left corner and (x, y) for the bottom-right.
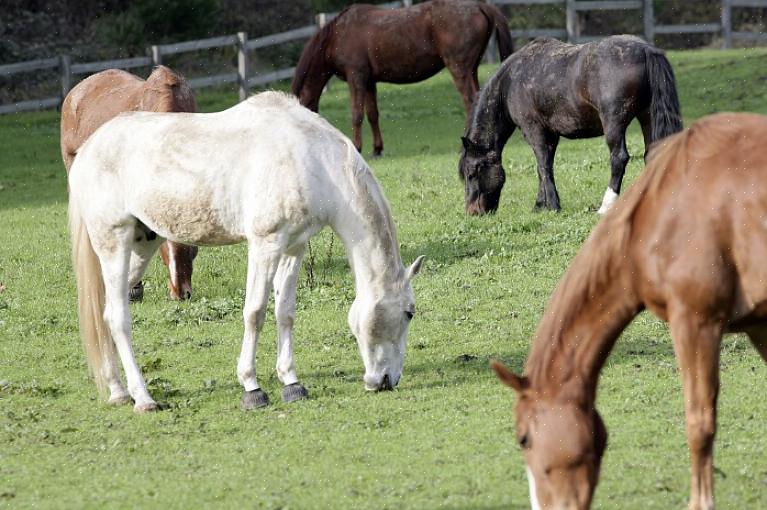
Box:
(107, 394), (132, 406)
(133, 401), (159, 414)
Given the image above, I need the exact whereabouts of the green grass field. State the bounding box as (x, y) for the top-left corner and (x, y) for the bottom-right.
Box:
(2, 48), (767, 509)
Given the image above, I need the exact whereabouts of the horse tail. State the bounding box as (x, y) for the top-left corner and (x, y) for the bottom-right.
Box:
(69, 185), (115, 396)
(478, 3), (513, 60)
(644, 47), (682, 141)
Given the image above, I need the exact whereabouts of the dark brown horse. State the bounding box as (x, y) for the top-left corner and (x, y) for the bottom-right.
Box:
(60, 66), (199, 301)
(492, 113), (767, 510)
(460, 35), (682, 215)
(292, 0), (512, 156)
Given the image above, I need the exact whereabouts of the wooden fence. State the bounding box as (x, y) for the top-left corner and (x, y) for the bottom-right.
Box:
(1, 0), (765, 115)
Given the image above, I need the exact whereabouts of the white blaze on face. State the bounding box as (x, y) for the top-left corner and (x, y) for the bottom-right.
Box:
(167, 246), (178, 289)
(597, 187), (619, 215)
(526, 466), (542, 510)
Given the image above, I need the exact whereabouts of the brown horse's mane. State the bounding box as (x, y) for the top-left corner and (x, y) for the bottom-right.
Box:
(143, 65), (196, 112)
(525, 126), (692, 387)
(291, 6), (352, 95)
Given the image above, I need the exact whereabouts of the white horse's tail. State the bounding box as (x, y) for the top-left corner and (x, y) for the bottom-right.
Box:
(69, 194), (115, 396)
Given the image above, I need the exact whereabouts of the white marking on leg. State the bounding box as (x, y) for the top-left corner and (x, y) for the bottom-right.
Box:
(597, 187), (619, 215)
(167, 245), (178, 289)
(526, 466), (542, 510)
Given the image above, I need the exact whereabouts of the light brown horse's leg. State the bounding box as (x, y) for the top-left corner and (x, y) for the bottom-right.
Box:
(669, 309), (722, 510)
(364, 83), (383, 157)
(348, 78), (367, 153)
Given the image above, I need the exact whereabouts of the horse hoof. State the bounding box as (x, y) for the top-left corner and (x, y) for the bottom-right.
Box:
(129, 282), (144, 302)
(107, 393), (132, 406)
(241, 389), (270, 410)
(371, 150), (383, 159)
(282, 383), (309, 403)
(134, 401), (159, 414)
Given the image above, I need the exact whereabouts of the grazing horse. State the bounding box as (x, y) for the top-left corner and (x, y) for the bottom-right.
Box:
(459, 35), (682, 215)
(61, 66), (199, 301)
(492, 113), (767, 510)
(291, 0), (512, 156)
(68, 92), (424, 413)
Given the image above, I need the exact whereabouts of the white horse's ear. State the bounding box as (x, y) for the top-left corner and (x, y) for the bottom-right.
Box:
(406, 255), (425, 280)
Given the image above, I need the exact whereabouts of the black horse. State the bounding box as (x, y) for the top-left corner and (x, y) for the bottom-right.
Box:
(459, 35), (682, 215)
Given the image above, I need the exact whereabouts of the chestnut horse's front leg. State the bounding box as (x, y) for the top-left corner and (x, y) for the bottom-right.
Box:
(347, 77), (367, 154)
(669, 308), (722, 510)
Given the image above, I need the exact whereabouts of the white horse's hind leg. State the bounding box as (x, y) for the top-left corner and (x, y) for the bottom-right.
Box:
(95, 230), (158, 413)
(273, 247), (309, 403)
(238, 238), (283, 410)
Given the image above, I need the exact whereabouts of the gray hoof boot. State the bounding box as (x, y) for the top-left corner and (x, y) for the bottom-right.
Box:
(129, 282), (144, 302)
(282, 383), (309, 403)
(241, 389), (270, 410)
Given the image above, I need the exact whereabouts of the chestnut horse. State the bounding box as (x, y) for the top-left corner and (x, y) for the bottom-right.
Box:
(459, 36), (682, 216)
(492, 113), (767, 509)
(60, 66), (199, 300)
(291, 0), (512, 156)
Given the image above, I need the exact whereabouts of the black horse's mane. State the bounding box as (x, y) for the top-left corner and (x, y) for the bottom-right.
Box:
(291, 6), (352, 95)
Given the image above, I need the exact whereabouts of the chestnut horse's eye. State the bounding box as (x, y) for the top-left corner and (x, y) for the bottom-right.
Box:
(519, 434), (530, 449)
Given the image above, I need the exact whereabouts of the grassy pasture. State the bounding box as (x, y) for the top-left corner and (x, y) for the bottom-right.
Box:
(1, 48), (767, 509)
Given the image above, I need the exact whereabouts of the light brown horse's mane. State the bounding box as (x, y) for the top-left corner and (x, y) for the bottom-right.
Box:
(525, 125), (692, 387)
(291, 6), (352, 96)
(142, 65), (196, 113)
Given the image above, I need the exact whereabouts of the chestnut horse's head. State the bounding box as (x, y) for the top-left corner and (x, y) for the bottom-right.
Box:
(459, 137), (505, 215)
(160, 242), (199, 301)
(492, 361), (607, 510)
(140, 65), (197, 114)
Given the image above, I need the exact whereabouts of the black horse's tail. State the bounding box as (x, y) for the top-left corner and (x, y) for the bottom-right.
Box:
(478, 3), (513, 61)
(645, 48), (682, 141)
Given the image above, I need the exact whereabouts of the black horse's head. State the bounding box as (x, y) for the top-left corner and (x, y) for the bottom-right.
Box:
(459, 137), (506, 215)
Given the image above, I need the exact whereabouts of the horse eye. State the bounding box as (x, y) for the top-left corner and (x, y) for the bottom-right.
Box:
(519, 434), (530, 449)
(405, 311), (414, 320)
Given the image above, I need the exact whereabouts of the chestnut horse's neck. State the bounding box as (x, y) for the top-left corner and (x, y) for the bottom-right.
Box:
(464, 71), (514, 152)
(525, 218), (644, 405)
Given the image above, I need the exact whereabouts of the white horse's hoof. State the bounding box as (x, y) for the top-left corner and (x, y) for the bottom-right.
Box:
(282, 383), (309, 403)
(241, 389), (270, 410)
(134, 401), (159, 414)
(108, 393), (132, 406)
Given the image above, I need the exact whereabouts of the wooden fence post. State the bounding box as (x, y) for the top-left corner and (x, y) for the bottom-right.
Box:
(237, 32), (248, 101)
(402, 0), (412, 6)
(644, 0), (654, 44)
(566, 0), (579, 43)
(316, 13), (331, 91)
(60, 55), (71, 100)
(721, 0), (732, 49)
(151, 45), (162, 66)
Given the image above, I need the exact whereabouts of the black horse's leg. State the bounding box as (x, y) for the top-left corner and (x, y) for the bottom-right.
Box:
(348, 76), (367, 153)
(598, 122), (630, 214)
(525, 126), (560, 211)
(637, 110), (654, 162)
(364, 82), (383, 157)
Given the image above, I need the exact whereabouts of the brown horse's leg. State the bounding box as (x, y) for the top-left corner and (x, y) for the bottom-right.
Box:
(669, 308), (721, 510)
(745, 327), (767, 363)
(445, 63), (479, 122)
(365, 83), (383, 157)
(348, 78), (367, 153)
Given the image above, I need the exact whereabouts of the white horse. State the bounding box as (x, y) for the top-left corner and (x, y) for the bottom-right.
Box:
(68, 91), (424, 413)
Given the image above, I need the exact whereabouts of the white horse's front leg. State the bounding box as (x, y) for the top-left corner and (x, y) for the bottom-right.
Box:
(273, 248), (309, 403)
(238, 240), (281, 410)
(98, 237), (157, 413)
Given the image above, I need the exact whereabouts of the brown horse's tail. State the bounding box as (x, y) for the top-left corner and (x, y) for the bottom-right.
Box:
(69, 188), (115, 397)
(478, 2), (513, 61)
(644, 48), (682, 141)
(143, 65), (197, 113)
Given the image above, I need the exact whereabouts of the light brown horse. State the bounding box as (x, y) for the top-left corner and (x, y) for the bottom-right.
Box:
(60, 66), (199, 300)
(492, 113), (767, 510)
(291, 0), (512, 156)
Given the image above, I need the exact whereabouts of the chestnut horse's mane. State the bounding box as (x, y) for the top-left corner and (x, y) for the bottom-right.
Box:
(291, 6), (352, 96)
(526, 126), (693, 386)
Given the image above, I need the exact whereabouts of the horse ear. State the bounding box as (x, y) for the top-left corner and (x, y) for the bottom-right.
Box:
(406, 255), (425, 280)
(461, 136), (474, 151)
(491, 360), (528, 393)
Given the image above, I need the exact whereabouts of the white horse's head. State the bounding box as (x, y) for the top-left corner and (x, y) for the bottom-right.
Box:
(348, 256), (424, 391)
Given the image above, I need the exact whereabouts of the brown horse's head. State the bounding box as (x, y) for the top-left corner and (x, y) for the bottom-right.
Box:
(459, 137), (505, 215)
(140, 65), (197, 113)
(492, 361), (607, 510)
(160, 242), (199, 300)
(292, 14), (340, 112)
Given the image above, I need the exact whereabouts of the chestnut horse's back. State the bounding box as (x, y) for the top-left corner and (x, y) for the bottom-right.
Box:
(60, 66), (196, 171)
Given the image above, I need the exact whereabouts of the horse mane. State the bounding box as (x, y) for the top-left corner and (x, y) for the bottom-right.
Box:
(143, 65), (197, 113)
(525, 126), (692, 386)
(291, 6), (351, 95)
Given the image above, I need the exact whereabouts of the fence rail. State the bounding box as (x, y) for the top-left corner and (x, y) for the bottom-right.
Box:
(2, 0), (767, 115)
